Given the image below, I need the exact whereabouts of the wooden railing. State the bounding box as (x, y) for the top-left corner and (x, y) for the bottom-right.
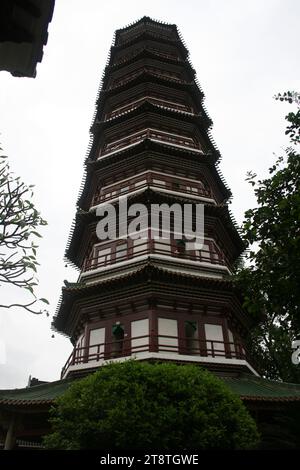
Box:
(61, 334), (248, 378)
(100, 128), (201, 157)
(83, 240), (225, 272)
(105, 97), (193, 120)
(114, 47), (179, 67)
(147, 48), (179, 61)
(92, 178), (211, 206)
(109, 67), (186, 90)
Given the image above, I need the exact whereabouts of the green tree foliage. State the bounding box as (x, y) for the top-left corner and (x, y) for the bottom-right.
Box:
(44, 361), (259, 450)
(235, 91), (300, 382)
(0, 151), (48, 314)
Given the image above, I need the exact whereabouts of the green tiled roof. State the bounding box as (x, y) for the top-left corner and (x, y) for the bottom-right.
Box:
(0, 379), (73, 406)
(222, 374), (300, 402)
(0, 374), (299, 407)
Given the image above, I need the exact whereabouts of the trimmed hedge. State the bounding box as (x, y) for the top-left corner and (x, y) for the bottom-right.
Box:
(44, 361), (259, 450)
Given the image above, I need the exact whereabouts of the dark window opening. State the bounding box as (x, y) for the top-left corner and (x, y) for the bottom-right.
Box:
(185, 321), (198, 355)
(111, 323), (125, 357)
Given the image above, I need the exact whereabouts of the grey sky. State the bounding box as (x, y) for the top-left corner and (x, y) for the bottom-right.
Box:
(0, 0), (299, 388)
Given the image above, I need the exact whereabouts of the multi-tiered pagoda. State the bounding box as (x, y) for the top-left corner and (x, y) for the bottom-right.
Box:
(1, 17), (300, 450)
(53, 16), (256, 379)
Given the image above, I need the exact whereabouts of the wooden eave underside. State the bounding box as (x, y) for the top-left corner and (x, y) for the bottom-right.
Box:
(92, 100), (211, 133)
(96, 105), (204, 137)
(103, 54), (196, 88)
(114, 16), (178, 39)
(98, 72), (203, 105)
(101, 70), (204, 102)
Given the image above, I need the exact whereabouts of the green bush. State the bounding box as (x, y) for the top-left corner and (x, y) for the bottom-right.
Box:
(44, 361), (259, 450)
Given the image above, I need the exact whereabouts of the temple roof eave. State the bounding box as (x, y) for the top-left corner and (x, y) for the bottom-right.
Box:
(1, 372), (300, 408)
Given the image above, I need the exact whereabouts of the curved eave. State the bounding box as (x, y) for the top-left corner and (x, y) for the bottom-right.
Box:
(98, 71), (203, 102)
(2, 373), (300, 407)
(222, 374), (300, 403)
(242, 396), (300, 402)
(105, 48), (195, 76)
(89, 137), (219, 166)
(77, 140), (230, 210)
(115, 16), (178, 39)
(65, 210), (94, 267)
(95, 76), (206, 124)
(111, 30), (188, 59)
(88, 74), (206, 162)
(91, 100), (212, 133)
(104, 74), (199, 97)
(93, 73), (205, 133)
(88, 134), (219, 167)
(53, 263), (238, 336)
(76, 140), (228, 211)
(0, 378), (73, 408)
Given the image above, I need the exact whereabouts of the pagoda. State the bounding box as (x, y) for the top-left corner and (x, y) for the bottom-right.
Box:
(53, 16), (257, 379)
(1, 17), (300, 450)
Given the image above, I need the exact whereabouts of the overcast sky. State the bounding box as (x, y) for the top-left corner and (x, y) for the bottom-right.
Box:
(0, 0), (299, 389)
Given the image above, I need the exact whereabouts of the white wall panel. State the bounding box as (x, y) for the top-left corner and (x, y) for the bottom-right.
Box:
(204, 324), (224, 355)
(131, 318), (149, 352)
(158, 318), (178, 353)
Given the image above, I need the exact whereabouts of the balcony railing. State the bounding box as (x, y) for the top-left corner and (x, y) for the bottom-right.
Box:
(109, 67), (186, 90)
(92, 178), (212, 206)
(83, 239), (225, 272)
(114, 47), (179, 67)
(100, 128), (201, 157)
(105, 97), (193, 120)
(61, 334), (249, 378)
(147, 48), (179, 61)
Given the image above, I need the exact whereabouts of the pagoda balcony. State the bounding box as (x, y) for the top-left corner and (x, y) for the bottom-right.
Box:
(99, 128), (202, 158)
(61, 334), (256, 379)
(104, 96), (194, 120)
(108, 67), (187, 90)
(113, 46), (180, 67)
(83, 238), (227, 273)
(92, 175), (212, 207)
(146, 47), (180, 62)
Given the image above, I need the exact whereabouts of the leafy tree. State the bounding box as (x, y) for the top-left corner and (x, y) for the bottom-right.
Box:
(235, 91), (300, 382)
(0, 151), (48, 314)
(44, 361), (259, 450)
